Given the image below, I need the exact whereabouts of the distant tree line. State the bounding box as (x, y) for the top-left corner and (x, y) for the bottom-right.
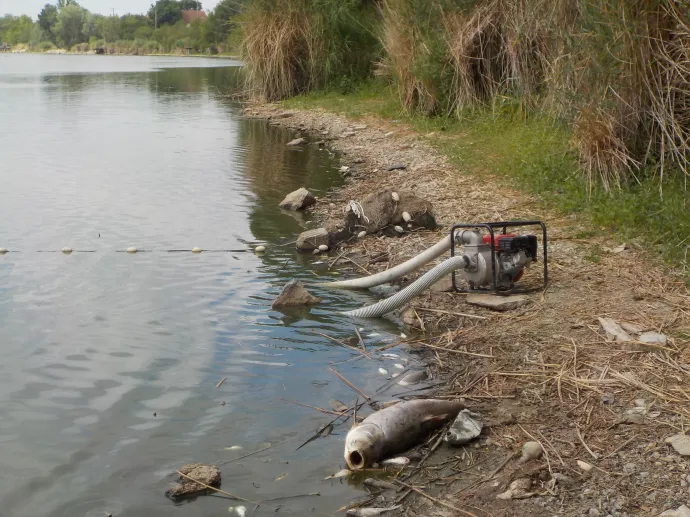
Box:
(0, 0), (245, 54)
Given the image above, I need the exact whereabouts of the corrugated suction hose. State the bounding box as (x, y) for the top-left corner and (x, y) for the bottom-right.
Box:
(342, 255), (470, 318)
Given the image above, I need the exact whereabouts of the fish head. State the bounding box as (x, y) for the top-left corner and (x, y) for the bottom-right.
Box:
(344, 423), (384, 470)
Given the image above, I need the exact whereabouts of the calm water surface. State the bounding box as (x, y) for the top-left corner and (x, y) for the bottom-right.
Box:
(0, 54), (411, 517)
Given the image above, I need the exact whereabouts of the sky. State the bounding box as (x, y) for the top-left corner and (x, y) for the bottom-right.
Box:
(2, 0), (221, 18)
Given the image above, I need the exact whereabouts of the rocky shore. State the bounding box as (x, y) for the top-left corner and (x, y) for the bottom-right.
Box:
(244, 103), (690, 517)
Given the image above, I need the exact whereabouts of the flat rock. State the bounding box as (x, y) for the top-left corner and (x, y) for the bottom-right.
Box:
(659, 506), (690, 517)
(598, 317), (632, 342)
(388, 164), (406, 171)
(445, 409), (482, 445)
(287, 137), (306, 146)
(466, 294), (529, 311)
(279, 187), (316, 211)
(165, 463), (220, 500)
(400, 307), (422, 328)
(665, 434), (690, 456)
(296, 228), (329, 251)
(272, 279), (322, 309)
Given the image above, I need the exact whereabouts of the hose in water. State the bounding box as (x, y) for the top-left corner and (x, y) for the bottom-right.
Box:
(342, 255), (470, 318)
(323, 235), (452, 289)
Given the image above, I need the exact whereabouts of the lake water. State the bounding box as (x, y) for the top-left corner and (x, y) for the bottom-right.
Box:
(0, 54), (409, 517)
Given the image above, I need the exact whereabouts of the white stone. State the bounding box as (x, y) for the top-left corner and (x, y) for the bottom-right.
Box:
(639, 331), (668, 346)
(666, 434), (690, 456)
(402, 211), (411, 222)
(378, 368), (388, 375)
(318, 244), (329, 252)
(519, 441), (543, 463)
(577, 460), (593, 471)
(358, 231), (367, 239)
(255, 245), (266, 253)
(659, 505), (690, 517)
(391, 192), (400, 202)
(394, 226), (404, 234)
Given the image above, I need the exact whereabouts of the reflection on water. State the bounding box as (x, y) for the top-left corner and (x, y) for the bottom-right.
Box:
(0, 54), (406, 517)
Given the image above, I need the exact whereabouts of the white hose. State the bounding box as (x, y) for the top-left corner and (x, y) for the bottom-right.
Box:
(342, 255), (470, 318)
(323, 235), (452, 289)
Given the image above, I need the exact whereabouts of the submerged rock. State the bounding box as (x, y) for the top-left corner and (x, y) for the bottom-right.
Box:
(296, 228), (329, 251)
(279, 187), (316, 211)
(445, 409), (483, 446)
(165, 463), (220, 500)
(272, 279), (322, 309)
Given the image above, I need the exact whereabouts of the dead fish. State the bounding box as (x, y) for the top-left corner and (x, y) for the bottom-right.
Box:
(224, 445), (243, 451)
(398, 370), (428, 386)
(380, 400), (401, 409)
(394, 363), (405, 370)
(363, 478), (397, 491)
(346, 505), (401, 516)
(324, 468), (351, 480)
(391, 373), (400, 379)
(379, 353), (400, 359)
(344, 399), (464, 470)
(228, 507), (247, 516)
(380, 456), (409, 467)
(330, 399), (349, 412)
(378, 368), (389, 375)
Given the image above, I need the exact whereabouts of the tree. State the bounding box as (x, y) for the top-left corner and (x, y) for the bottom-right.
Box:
(148, 0), (183, 27)
(205, 0), (243, 43)
(57, 0), (80, 9)
(120, 14), (150, 40)
(82, 12), (102, 40)
(55, 4), (85, 48)
(0, 15), (36, 45)
(179, 0), (202, 9)
(99, 15), (121, 42)
(38, 4), (58, 43)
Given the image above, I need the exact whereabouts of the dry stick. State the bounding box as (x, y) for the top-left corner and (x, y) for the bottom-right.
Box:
(416, 341), (494, 359)
(216, 377), (227, 388)
(412, 307), (488, 320)
(341, 255), (371, 275)
(329, 367), (371, 401)
(518, 424), (552, 473)
(296, 400), (366, 451)
(354, 327), (367, 353)
(576, 428), (600, 460)
(316, 332), (372, 359)
(393, 479), (479, 517)
(280, 398), (357, 418)
(176, 470), (257, 504)
(221, 438), (293, 465)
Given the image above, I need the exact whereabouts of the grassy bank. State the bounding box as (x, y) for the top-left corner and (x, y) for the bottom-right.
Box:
(283, 82), (690, 271)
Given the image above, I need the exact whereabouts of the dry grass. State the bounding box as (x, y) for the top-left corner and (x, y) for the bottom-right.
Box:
(380, 0), (441, 114)
(242, 5), (313, 101)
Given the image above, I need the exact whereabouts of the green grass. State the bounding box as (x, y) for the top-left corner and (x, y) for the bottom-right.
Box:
(283, 81), (690, 272)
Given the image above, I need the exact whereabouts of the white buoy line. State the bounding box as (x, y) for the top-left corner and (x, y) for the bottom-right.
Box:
(0, 247), (268, 254)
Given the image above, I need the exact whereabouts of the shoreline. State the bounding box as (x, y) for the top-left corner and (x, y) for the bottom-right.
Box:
(4, 49), (240, 59)
(244, 104), (690, 516)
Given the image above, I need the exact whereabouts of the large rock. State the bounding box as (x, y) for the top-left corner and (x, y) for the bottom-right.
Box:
(279, 187), (316, 211)
(296, 228), (329, 251)
(343, 190), (436, 235)
(272, 279), (322, 309)
(466, 293), (529, 311)
(659, 506), (690, 517)
(165, 464), (220, 500)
